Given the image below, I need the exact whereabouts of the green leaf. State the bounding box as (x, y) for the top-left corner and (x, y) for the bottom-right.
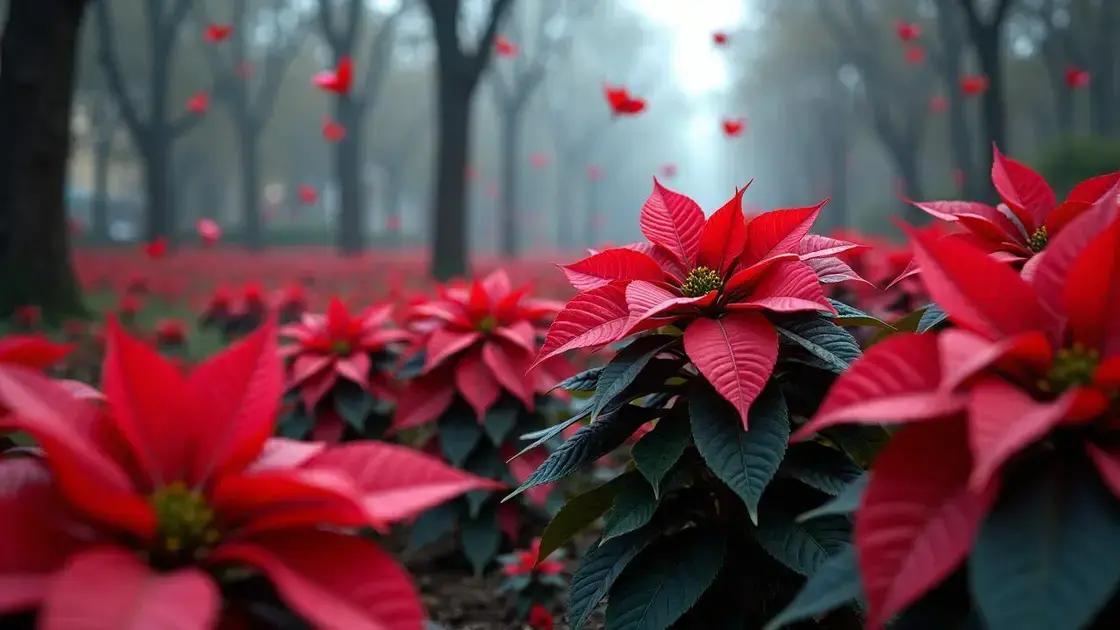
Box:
(780, 443), (864, 496)
(798, 474), (868, 522)
(483, 403), (519, 445)
(461, 503), (501, 575)
(514, 407), (591, 458)
(691, 383), (789, 523)
(916, 303), (949, 332)
(763, 546), (862, 630)
(333, 382), (372, 430)
(505, 404), (657, 501)
(777, 315), (861, 374)
(601, 473), (658, 541)
(889, 306), (928, 334)
(277, 405), (313, 439)
(463, 444), (505, 516)
(605, 529), (726, 630)
(409, 501), (458, 551)
(590, 335), (676, 420)
(538, 479), (623, 562)
(827, 299), (896, 330)
(438, 408), (482, 467)
(632, 416), (691, 496)
(825, 424), (891, 467)
(553, 366), (603, 393)
(568, 528), (658, 630)
(755, 508), (851, 576)
(970, 461), (1120, 630)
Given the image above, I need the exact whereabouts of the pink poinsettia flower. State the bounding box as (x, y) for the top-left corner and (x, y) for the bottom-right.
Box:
(281, 297), (408, 412)
(911, 146), (1120, 273)
(393, 269), (568, 429)
(537, 179), (863, 427)
(0, 320), (499, 629)
(794, 202), (1120, 629)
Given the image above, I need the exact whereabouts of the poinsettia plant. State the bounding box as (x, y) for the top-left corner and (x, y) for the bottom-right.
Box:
(902, 146), (1119, 278)
(498, 538), (566, 623)
(0, 319), (498, 629)
(393, 270), (573, 573)
(279, 297), (407, 440)
(778, 193), (1120, 630)
(508, 181), (878, 628)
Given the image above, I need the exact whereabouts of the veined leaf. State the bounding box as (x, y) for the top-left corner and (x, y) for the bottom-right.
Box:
(605, 528), (726, 630)
(798, 474), (868, 522)
(538, 479), (623, 562)
(505, 405), (657, 501)
(691, 382), (789, 523)
(438, 408), (482, 467)
(590, 335), (678, 420)
(780, 442), (864, 496)
(756, 508), (850, 576)
(601, 472), (658, 541)
(828, 299), (896, 330)
(777, 314), (861, 374)
(552, 366), (604, 393)
(970, 460), (1120, 630)
(916, 303), (949, 332)
(632, 415), (691, 496)
(568, 527), (658, 630)
(764, 546), (862, 630)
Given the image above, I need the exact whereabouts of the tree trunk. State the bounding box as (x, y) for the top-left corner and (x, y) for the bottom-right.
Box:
(334, 96), (365, 254)
(498, 108), (520, 257)
(1090, 2), (1117, 137)
(91, 130), (112, 242)
(0, 0), (87, 319)
(554, 155), (576, 251)
(431, 78), (472, 280)
(385, 165), (403, 243)
(238, 124), (263, 249)
(976, 35), (1008, 155)
(143, 135), (174, 243)
(583, 177), (600, 247)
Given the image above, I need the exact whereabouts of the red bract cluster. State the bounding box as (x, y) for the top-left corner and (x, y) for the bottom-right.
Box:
(0, 321), (498, 628)
(538, 180), (861, 427)
(281, 297), (407, 412)
(912, 146), (1120, 271)
(795, 197), (1120, 628)
(394, 270), (566, 428)
(501, 538), (564, 577)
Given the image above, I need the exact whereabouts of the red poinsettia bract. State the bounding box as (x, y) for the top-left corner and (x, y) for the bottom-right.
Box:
(394, 270), (566, 428)
(281, 297), (407, 412)
(603, 84), (646, 116)
(794, 202), (1120, 628)
(0, 321), (498, 629)
(912, 146), (1119, 272)
(537, 179), (863, 427)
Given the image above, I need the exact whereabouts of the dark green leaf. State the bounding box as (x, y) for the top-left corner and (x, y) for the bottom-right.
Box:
(333, 382), (372, 430)
(590, 335), (677, 420)
(438, 408), (482, 467)
(632, 416), (691, 496)
(461, 503), (501, 575)
(691, 383), (789, 523)
(514, 407), (591, 458)
(828, 299), (896, 330)
(970, 461), (1120, 630)
(605, 528), (726, 630)
(568, 528), (658, 630)
(553, 366), (604, 393)
(463, 444), (505, 516)
(397, 351), (426, 379)
(825, 424), (891, 467)
(277, 405), (313, 439)
(917, 303), (949, 333)
(601, 473), (658, 541)
(798, 474), (868, 522)
(538, 479), (623, 562)
(763, 546), (862, 630)
(777, 315), (861, 374)
(505, 404), (657, 501)
(409, 502), (458, 551)
(780, 443), (864, 496)
(483, 402), (519, 445)
(756, 508), (851, 576)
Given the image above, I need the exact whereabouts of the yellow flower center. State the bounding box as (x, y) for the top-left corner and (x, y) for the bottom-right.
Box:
(1040, 343), (1099, 394)
(681, 266), (722, 298)
(330, 339), (352, 356)
(1028, 226), (1048, 253)
(149, 481), (220, 565)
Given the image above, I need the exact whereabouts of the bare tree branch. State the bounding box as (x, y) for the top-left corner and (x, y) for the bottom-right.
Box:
(95, 1), (145, 141)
